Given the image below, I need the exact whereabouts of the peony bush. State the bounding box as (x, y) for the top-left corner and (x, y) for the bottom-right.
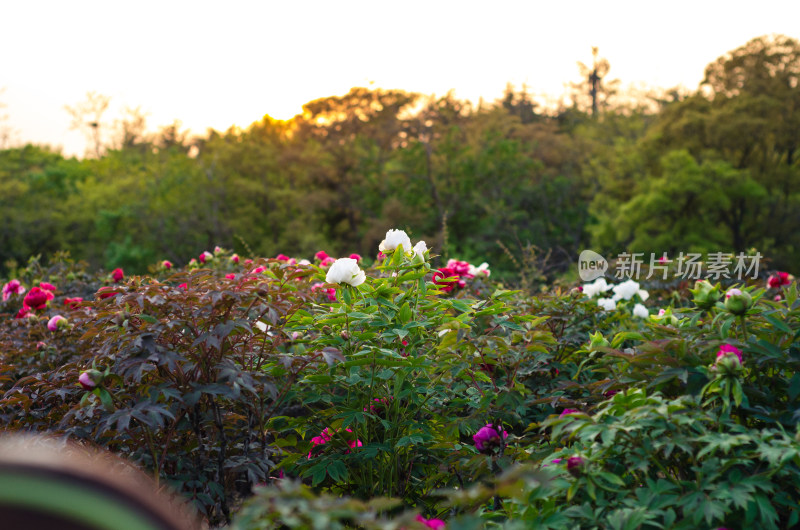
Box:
(1, 240), (799, 528)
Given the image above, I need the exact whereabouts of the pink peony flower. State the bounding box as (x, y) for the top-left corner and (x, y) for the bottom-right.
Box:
(39, 282), (57, 292)
(325, 288), (337, 302)
(64, 297), (83, 309)
(231, 254), (240, 264)
(214, 246), (223, 254)
(47, 315), (67, 331)
(473, 423), (508, 453)
(349, 253), (362, 263)
(251, 266), (266, 275)
(775, 294), (783, 301)
(320, 256), (336, 268)
(315, 250), (329, 262)
(225, 273), (236, 280)
(178, 283), (188, 290)
(78, 371), (96, 391)
(415, 514), (446, 529)
(199, 251), (213, 264)
(23, 287), (53, 310)
(161, 260), (173, 270)
(716, 344), (743, 365)
(275, 254), (291, 262)
(2, 279), (25, 301)
(446, 259), (473, 278)
(244, 258), (253, 266)
(111, 268), (124, 283)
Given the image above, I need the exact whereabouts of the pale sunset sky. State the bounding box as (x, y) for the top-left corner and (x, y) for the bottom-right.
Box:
(1, 0), (798, 157)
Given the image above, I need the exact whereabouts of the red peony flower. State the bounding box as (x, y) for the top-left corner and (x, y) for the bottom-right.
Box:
(768, 271), (791, 289)
(23, 287), (53, 310)
(64, 297), (84, 309)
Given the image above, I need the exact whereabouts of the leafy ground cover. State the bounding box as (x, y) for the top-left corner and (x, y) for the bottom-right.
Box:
(1, 233), (799, 529)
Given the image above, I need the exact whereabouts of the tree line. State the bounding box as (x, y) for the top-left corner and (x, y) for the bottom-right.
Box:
(1, 35), (798, 281)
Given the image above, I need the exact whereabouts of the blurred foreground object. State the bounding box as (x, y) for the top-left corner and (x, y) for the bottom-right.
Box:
(0, 434), (198, 530)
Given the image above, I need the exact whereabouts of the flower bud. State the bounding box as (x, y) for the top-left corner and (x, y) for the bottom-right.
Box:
(724, 288), (752, 316)
(47, 315), (68, 331)
(588, 331), (609, 351)
(689, 280), (722, 310)
(78, 369), (103, 391)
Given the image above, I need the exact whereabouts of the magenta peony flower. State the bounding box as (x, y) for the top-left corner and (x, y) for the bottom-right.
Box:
(231, 254), (240, 264)
(161, 260), (173, 270)
(473, 423), (508, 453)
(275, 254), (291, 262)
(178, 283), (188, 290)
(432, 267), (459, 293)
(225, 273), (236, 280)
(315, 250), (329, 262)
(111, 268), (124, 283)
(567, 455), (585, 476)
(39, 282), (57, 292)
(716, 344), (743, 364)
(416, 514), (446, 529)
(47, 315), (67, 331)
(251, 266), (267, 275)
(2, 279), (25, 301)
(199, 251), (213, 264)
(559, 408), (580, 418)
(307, 427), (361, 459)
(349, 253), (362, 263)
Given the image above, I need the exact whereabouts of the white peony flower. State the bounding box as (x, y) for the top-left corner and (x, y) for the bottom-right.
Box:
(468, 262), (491, 277)
(412, 240), (428, 258)
(583, 278), (613, 298)
(637, 289), (649, 302)
(325, 258), (366, 287)
(597, 298), (616, 311)
(632, 303), (649, 318)
(379, 229), (412, 253)
(612, 279), (640, 301)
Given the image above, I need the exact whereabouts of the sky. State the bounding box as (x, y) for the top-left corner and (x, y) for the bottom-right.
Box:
(2, 0), (799, 157)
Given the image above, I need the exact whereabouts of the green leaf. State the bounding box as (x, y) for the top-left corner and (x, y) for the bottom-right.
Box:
(763, 314), (792, 335)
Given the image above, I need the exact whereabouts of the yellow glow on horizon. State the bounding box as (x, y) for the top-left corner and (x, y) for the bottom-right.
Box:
(1, 1), (798, 157)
